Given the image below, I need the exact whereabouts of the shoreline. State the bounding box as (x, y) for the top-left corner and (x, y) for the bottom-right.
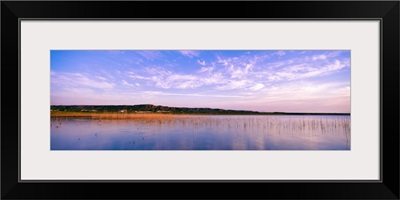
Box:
(50, 105), (351, 116)
(51, 111), (350, 119)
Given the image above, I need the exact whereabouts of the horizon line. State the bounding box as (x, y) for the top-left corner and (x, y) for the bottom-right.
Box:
(50, 104), (351, 114)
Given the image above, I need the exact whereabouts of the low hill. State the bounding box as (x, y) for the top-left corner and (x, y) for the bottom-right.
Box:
(50, 104), (350, 115)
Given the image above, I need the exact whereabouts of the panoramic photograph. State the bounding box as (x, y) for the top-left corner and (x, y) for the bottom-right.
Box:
(50, 50), (350, 150)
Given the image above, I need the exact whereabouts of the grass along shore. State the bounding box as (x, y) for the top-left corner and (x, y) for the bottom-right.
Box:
(50, 111), (183, 120)
(51, 111), (350, 134)
(51, 110), (350, 119)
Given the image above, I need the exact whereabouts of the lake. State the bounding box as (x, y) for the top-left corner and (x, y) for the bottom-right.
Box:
(51, 115), (350, 150)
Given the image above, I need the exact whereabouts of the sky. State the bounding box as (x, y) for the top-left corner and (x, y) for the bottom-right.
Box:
(51, 50), (350, 113)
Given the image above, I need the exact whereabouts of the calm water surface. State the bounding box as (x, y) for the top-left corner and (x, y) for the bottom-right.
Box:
(51, 115), (350, 150)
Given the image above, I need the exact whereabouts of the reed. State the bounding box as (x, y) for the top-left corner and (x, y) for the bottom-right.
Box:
(51, 112), (350, 135)
(51, 111), (181, 120)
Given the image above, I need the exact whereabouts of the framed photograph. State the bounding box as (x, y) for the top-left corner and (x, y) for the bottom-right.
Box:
(2, 1), (399, 199)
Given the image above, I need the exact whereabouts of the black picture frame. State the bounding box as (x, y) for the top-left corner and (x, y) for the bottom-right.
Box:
(2, 1), (399, 199)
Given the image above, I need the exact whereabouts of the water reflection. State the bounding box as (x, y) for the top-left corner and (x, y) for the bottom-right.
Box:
(51, 115), (350, 150)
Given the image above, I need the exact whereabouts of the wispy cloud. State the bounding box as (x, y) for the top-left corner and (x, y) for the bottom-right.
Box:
(267, 59), (349, 81)
(137, 51), (161, 60)
(249, 83), (265, 91)
(199, 66), (214, 73)
(127, 51), (348, 93)
(121, 80), (135, 87)
(312, 54), (327, 60)
(51, 50), (350, 112)
(179, 50), (200, 58)
(143, 91), (244, 98)
(52, 72), (115, 90)
(132, 67), (225, 89)
(96, 76), (107, 81)
(215, 80), (253, 90)
(197, 60), (206, 66)
(275, 50), (286, 56)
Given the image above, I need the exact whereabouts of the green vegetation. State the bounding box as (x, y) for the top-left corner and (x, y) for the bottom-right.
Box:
(50, 104), (350, 115)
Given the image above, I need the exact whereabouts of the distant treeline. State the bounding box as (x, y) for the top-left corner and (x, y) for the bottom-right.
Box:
(50, 105), (350, 115)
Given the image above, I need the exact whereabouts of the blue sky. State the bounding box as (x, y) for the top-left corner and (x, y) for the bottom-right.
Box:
(51, 50), (350, 113)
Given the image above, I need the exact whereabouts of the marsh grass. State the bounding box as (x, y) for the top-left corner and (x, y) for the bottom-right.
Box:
(51, 112), (350, 136)
(51, 111), (178, 120)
